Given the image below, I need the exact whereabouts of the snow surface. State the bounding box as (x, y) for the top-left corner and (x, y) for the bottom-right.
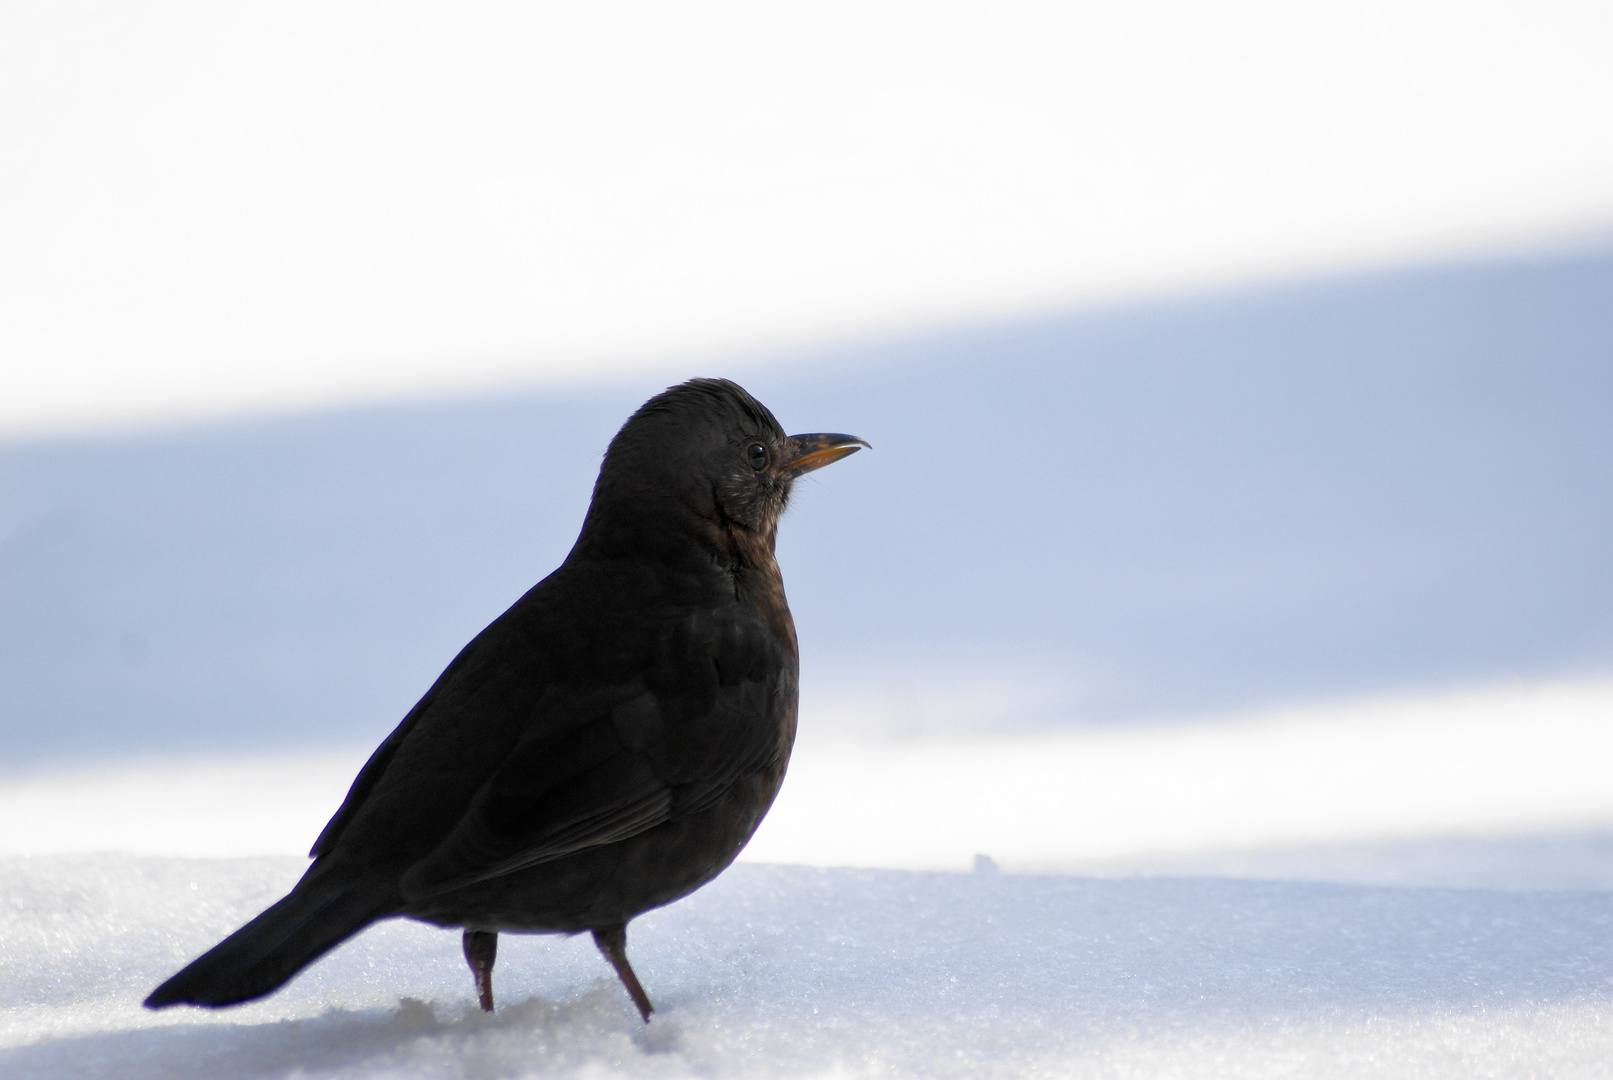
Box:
(5, 679), (1613, 1077)
(4, 856), (1612, 1079)
(8, 4), (1613, 436)
(5, 253), (1612, 771)
(4, 254), (1612, 1074)
(6, 678), (1613, 878)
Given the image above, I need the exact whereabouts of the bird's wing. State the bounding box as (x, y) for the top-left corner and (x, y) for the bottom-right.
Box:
(304, 583), (545, 864)
(307, 683), (439, 859)
(397, 607), (792, 900)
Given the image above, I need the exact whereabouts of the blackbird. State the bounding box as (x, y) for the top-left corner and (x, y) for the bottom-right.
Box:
(145, 378), (865, 1021)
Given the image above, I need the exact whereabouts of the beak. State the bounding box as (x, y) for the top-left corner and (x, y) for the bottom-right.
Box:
(780, 433), (870, 478)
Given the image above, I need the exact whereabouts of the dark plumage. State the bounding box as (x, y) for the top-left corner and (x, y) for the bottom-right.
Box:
(145, 378), (866, 1020)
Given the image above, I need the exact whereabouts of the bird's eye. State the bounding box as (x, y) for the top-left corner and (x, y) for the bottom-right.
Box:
(745, 442), (769, 471)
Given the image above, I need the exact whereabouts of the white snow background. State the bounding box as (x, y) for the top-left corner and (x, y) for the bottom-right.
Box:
(4, 252), (1613, 1076)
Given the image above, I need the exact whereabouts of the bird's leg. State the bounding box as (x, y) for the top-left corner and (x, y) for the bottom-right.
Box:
(462, 929), (498, 1012)
(592, 923), (653, 1022)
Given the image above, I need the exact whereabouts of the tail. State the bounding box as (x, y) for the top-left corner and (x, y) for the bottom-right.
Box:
(145, 876), (394, 1009)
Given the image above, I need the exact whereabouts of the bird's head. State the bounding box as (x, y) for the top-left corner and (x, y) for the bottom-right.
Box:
(580, 378), (867, 563)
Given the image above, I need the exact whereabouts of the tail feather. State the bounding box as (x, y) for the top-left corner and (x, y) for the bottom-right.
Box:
(145, 878), (393, 1009)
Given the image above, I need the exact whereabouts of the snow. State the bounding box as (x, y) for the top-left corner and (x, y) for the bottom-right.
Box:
(4, 856), (1612, 1079)
(4, 253), (1612, 1074)
(5, 679), (1613, 1077)
(5, 252), (1612, 772)
(6, 679), (1613, 877)
(7, 4), (1613, 436)
(755, 679), (1613, 872)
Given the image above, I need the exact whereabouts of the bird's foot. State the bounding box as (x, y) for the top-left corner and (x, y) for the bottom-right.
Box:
(592, 923), (653, 1023)
(463, 929), (498, 1012)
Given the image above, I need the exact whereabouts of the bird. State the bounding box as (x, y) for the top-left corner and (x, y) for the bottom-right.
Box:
(144, 378), (866, 1022)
